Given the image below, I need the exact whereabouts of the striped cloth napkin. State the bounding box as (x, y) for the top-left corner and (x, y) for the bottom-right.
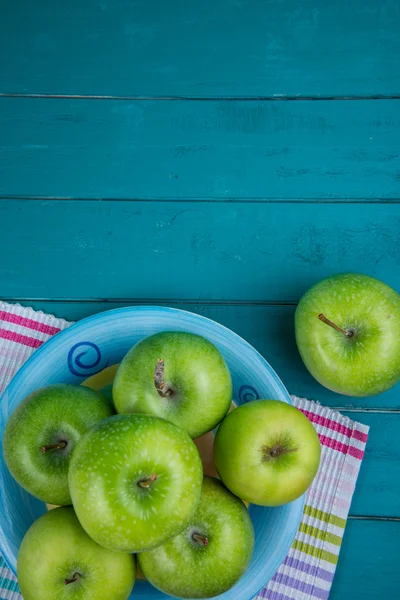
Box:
(0, 301), (369, 600)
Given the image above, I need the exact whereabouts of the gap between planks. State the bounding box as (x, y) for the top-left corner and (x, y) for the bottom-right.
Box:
(1, 197), (400, 205)
(0, 296), (298, 307)
(348, 515), (400, 522)
(1, 93), (400, 101)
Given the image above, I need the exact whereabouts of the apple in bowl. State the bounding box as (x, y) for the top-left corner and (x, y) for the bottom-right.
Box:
(113, 331), (232, 438)
(214, 399), (321, 506)
(69, 413), (203, 553)
(17, 507), (136, 600)
(138, 476), (254, 598)
(2, 384), (113, 506)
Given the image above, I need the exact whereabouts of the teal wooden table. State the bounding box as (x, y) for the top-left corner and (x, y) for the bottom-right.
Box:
(0, 1), (399, 597)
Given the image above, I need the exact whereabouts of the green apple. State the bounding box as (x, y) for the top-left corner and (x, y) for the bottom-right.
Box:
(17, 506), (135, 600)
(214, 400), (321, 506)
(113, 331), (232, 438)
(295, 273), (400, 396)
(69, 413), (203, 553)
(138, 476), (254, 598)
(2, 384), (113, 505)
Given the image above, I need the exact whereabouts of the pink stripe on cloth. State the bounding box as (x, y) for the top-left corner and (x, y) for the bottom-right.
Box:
(0, 311), (61, 336)
(300, 408), (368, 443)
(0, 329), (43, 349)
(348, 445), (365, 460)
(318, 433), (365, 459)
(352, 429), (369, 442)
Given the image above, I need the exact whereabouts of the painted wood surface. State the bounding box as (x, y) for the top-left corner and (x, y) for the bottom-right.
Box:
(1, 1), (399, 598)
(1, 200), (400, 303)
(0, 0), (399, 98)
(330, 519), (400, 599)
(1, 98), (399, 200)
(10, 301), (400, 411)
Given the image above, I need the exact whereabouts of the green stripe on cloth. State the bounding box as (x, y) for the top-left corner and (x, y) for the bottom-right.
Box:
(292, 539), (339, 565)
(304, 504), (346, 529)
(299, 522), (342, 546)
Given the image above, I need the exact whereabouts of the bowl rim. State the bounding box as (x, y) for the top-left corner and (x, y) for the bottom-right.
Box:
(0, 305), (304, 599)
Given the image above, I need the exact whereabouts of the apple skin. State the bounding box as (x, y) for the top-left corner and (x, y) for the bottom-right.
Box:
(214, 400), (321, 506)
(138, 476), (254, 599)
(295, 273), (400, 396)
(2, 384), (113, 505)
(69, 413), (203, 553)
(113, 332), (232, 438)
(17, 506), (135, 600)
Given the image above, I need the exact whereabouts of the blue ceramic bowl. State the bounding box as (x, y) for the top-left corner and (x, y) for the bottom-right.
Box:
(0, 306), (304, 600)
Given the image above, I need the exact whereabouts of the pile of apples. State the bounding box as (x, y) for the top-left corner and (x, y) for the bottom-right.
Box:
(3, 331), (321, 600)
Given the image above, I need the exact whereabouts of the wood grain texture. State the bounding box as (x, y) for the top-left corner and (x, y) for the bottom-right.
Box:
(0, 0), (399, 98)
(13, 301), (400, 411)
(1, 98), (399, 200)
(330, 519), (400, 600)
(1, 200), (400, 302)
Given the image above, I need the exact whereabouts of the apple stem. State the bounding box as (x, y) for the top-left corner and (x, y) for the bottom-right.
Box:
(192, 533), (209, 546)
(64, 573), (81, 586)
(154, 359), (174, 397)
(318, 313), (353, 337)
(41, 441), (67, 453)
(138, 473), (157, 489)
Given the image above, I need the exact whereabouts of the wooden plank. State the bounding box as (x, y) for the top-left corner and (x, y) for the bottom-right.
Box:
(11, 301), (400, 411)
(331, 519), (400, 600)
(4, 300), (400, 516)
(0, 1), (399, 97)
(1, 200), (400, 302)
(345, 412), (400, 518)
(0, 98), (399, 200)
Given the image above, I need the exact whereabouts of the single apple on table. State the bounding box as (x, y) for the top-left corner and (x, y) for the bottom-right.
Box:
(295, 273), (400, 396)
(2, 384), (113, 505)
(69, 413), (203, 553)
(138, 476), (254, 599)
(214, 399), (321, 506)
(17, 506), (135, 600)
(113, 331), (232, 438)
